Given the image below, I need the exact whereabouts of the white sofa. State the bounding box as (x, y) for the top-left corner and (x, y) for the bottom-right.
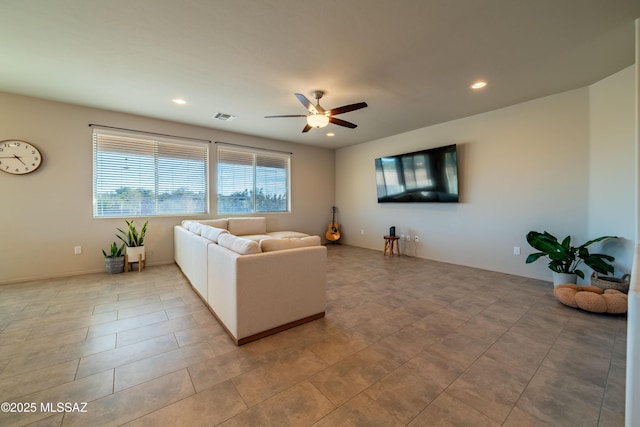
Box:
(174, 217), (326, 345)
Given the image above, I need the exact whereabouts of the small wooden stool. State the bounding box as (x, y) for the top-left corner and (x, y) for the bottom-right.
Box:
(383, 235), (400, 256)
(124, 253), (145, 272)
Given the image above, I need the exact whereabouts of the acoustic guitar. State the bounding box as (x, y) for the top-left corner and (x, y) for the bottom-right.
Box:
(326, 206), (341, 242)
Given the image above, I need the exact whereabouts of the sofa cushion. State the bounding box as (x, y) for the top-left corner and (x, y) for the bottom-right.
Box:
(198, 219), (228, 229)
(238, 234), (272, 242)
(188, 222), (204, 235)
(227, 217), (267, 236)
(201, 226), (229, 243)
(260, 236), (321, 252)
(218, 233), (261, 255)
(267, 231), (310, 239)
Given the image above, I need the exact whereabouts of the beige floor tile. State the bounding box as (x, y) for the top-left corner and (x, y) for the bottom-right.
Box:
(371, 324), (439, 366)
(26, 311), (118, 339)
(92, 294), (161, 314)
(309, 347), (395, 406)
(313, 393), (403, 427)
(446, 355), (532, 423)
(116, 315), (197, 347)
(188, 348), (265, 392)
(64, 369), (194, 426)
(232, 348), (328, 406)
(0, 359), (79, 401)
(124, 380), (246, 427)
(515, 365), (604, 426)
(2, 334), (116, 379)
(86, 311), (168, 339)
(116, 297), (186, 320)
(114, 339), (221, 391)
(173, 322), (227, 347)
(307, 328), (370, 365)
(222, 381), (334, 427)
(0, 370), (114, 426)
(77, 333), (178, 378)
(409, 392), (500, 427)
(0, 328), (89, 360)
(364, 357), (445, 423)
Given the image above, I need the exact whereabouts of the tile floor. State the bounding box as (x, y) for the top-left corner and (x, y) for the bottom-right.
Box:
(0, 245), (627, 426)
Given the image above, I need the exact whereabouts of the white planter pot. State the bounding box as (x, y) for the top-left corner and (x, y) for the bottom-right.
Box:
(126, 245), (145, 261)
(552, 272), (577, 286)
(125, 245), (146, 272)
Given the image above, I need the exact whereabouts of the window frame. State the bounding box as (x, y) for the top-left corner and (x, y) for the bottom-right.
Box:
(216, 143), (291, 215)
(92, 128), (210, 218)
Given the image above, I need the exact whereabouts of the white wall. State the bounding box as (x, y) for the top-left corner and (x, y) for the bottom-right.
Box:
(0, 92), (335, 284)
(588, 65), (636, 276)
(625, 17), (640, 427)
(336, 68), (636, 281)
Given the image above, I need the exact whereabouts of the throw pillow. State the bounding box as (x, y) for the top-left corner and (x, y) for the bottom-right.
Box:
(218, 233), (261, 255)
(201, 226), (229, 243)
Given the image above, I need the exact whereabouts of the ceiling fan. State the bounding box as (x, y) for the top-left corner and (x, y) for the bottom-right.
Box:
(265, 91), (368, 133)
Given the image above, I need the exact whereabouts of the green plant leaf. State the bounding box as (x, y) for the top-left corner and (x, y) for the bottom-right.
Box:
(525, 253), (545, 264)
(581, 235), (617, 248)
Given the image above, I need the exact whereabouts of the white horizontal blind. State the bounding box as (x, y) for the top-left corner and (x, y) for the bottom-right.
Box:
(217, 145), (290, 214)
(93, 130), (208, 217)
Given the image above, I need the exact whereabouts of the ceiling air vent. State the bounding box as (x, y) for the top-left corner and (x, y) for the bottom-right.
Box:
(213, 112), (237, 122)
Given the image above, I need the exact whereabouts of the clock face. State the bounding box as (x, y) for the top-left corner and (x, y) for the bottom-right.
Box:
(0, 140), (43, 175)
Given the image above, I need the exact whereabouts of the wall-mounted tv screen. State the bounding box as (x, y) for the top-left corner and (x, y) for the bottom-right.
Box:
(375, 144), (458, 203)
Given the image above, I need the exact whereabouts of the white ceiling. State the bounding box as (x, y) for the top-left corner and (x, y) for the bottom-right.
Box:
(1, 0), (639, 149)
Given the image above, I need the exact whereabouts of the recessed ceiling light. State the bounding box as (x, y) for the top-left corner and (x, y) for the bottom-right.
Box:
(172, 98), (187, 105)
(470, 81), (487, 90)
(326, 132), (335, 137)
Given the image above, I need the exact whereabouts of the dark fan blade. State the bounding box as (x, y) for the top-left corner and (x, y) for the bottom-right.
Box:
(329, 116), (357, 129)
(328, 102), (368, 116)
(302, 124), (312, 133)
(295, 93), (318, 114)
(264, 115), (307, 118)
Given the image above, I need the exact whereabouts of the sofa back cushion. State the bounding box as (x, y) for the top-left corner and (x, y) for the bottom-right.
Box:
(227, 217), (267, 236)
(201, 226), (229, 243)
(259, 236), (321, 252)
(188, 222), (204, 235)
(198, 219), (228, 229)
(218, 233), (261, 255)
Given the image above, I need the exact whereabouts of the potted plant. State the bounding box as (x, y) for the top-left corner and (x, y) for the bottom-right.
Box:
(102, 242), (125, 274)
(525, 231), (617, 285)
(117, 219), (148, 271)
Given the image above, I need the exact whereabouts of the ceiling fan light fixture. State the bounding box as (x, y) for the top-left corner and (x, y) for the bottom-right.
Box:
(307, 113), (329, 128)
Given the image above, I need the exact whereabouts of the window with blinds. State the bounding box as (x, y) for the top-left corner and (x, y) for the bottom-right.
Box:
(93, 129), (209, 217)
(217, 144), (290, 214)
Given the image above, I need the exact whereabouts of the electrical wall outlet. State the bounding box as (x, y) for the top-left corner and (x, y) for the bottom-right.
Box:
(400, 234), (405, 240)
(406, 235), (411, 241)
(361, 229), (365, 235)
(513, 246), (521, 255)
(74, 246), (82, 255)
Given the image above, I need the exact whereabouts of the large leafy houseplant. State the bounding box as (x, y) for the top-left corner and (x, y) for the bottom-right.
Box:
(525, 231), (616, 279)
(117, 219), (148, 247)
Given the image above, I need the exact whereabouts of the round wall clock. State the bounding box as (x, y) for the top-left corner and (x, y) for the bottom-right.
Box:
(0, 140), (43, 175)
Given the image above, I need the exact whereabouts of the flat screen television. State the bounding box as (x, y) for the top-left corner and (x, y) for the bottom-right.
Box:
(375, 144), (459, 203)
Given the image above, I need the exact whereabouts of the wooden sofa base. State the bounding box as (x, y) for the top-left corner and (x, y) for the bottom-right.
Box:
(186, 279), (325, 346)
